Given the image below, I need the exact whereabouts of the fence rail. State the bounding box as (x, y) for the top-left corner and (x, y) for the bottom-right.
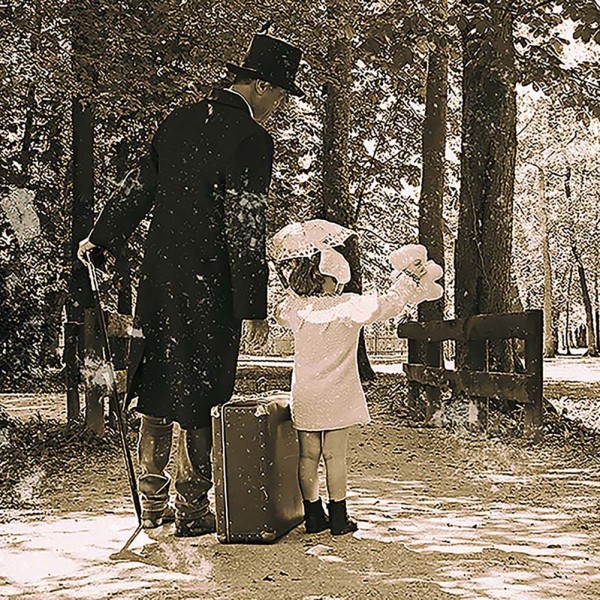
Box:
(397, 310), (543, 440)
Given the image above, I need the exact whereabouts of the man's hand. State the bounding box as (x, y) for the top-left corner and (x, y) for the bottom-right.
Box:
(245, 319), (269, 351)
(78, 237), (97, 265)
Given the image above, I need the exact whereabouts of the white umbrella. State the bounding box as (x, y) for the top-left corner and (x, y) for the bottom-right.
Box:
(269, 219), (356, 285)
(269, 219), (355, 261)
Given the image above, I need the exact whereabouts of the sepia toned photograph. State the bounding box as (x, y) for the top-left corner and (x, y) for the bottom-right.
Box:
(0, 0), (599, 598)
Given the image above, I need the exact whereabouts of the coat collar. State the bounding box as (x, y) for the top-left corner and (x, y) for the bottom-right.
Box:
(207, 88), (254, 119)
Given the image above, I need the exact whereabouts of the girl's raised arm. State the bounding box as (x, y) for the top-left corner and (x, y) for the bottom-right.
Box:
(346, 275), (422, 326)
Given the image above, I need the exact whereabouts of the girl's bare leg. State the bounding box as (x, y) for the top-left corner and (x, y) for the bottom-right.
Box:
(298, 430), (323, 502)
(322, 427), (350, 502)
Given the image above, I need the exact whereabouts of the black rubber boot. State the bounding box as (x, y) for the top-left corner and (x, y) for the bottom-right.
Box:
(303, 499), (330, 534)
(328, 499), (358, 536)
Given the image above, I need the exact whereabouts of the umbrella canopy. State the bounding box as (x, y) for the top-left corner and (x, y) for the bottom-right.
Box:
(269, 219), (356, 285)
(269, 219), (355, 262)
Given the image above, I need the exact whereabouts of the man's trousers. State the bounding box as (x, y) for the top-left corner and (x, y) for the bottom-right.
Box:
(137, 414), (213, 521)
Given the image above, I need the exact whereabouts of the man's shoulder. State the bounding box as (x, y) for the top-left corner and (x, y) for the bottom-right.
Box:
(156, 95), (273, 154)
(162, 100), (209, 123)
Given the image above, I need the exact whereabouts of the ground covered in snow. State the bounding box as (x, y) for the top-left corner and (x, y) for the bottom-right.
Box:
(1, 358), (600, 599)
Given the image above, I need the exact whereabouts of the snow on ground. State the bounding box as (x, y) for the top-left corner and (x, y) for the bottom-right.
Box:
(2, 421), (600, 599)
(543, 356), (600, 383)
(0, 511), (214, 599)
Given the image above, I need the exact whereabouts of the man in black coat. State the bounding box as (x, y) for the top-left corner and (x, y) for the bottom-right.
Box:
(78, 34), (303, 537)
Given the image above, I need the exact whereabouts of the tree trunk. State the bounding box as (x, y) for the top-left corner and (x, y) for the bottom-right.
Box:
(572, 245), (598, 356)
(65, 98), (95, 421)
(595, 264), (599, 351)
(65, 6), (97, 420)
(455, 1), (517, 373)
(565, 264), (573, 355)
(536, 167), (556, 357)
(68, 102), (95, 326)
(414, 0), (448, 419)
(563, 166), (598, 356)
(418, 0), (447, 323)
(321, 0), (375, 380)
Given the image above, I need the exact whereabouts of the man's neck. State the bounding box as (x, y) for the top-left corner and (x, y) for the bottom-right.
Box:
(226, 86), (255, 119)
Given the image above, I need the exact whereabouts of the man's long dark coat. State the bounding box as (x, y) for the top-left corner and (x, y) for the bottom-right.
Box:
(90, 89), (274, 429)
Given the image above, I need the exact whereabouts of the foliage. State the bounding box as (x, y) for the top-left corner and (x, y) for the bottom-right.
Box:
(515, 94), (600, 347)
(0, 412), (120, 508)
(0, 0), (599, 384)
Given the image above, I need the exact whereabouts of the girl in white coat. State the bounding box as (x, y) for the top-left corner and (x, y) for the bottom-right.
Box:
(275, 238), (443, 535)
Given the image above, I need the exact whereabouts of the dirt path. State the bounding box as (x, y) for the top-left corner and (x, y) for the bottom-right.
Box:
(2, 402), (600, 599)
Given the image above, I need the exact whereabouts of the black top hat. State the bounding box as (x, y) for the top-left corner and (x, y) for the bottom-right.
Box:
(227, 34), (304, 97)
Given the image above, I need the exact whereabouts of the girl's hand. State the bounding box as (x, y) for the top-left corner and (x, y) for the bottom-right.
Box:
(389, 244), (443, 301)
(403, 259), (427, 283)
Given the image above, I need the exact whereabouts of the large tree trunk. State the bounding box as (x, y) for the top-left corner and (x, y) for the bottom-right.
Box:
(455, 1), (517, 373)
(413, 0), (448, 418)
(321, 0), (375, 380)
(66, 99), (95, 422)
(69, 103), (95, 317)
(418, 0), (447, 323)
(65, 6), (97, 421)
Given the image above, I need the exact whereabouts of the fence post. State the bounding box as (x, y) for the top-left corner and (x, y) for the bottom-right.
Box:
(524, 311), (543, 441)
(465, 337), (488, 432)
(423, 341), (442, 421)
(407, 338), (422, 418)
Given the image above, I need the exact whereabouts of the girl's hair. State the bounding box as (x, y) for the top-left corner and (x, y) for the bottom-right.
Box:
(287, 255), (326, 296)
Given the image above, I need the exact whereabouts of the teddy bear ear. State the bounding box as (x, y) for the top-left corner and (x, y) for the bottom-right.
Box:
(425, 261), (444, 282)
(427, 282), (444, 301)
(389, 244), (427, 271)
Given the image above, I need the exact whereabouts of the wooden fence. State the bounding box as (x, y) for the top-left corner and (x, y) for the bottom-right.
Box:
(397, 310), (543, 440)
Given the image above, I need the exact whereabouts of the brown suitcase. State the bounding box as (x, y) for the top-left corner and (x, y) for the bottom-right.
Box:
(211, 391), (304, 543)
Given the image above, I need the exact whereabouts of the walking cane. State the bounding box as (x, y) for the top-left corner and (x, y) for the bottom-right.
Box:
(83, 249), (144, 557)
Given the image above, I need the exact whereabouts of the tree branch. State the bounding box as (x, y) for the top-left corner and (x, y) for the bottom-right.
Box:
(517, 109), (537, 136)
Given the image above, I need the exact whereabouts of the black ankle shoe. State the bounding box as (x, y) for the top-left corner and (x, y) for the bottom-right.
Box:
(328, 499), (358, 536)
(174, 511), (217, 537)
(303, 499), (329, 534)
